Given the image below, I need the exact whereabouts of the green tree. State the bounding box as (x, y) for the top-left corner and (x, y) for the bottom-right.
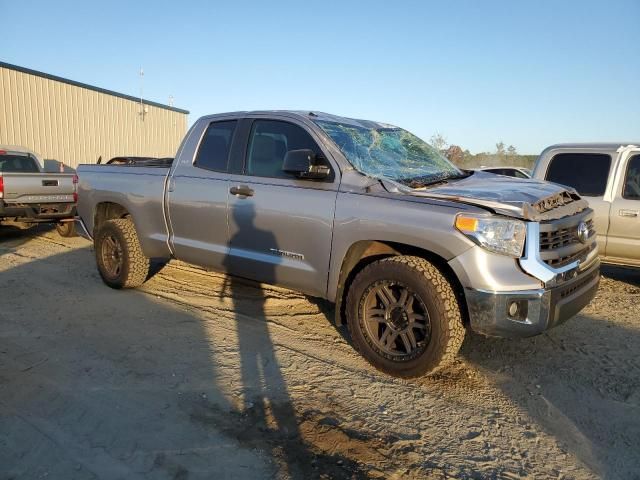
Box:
(430, 133), (448, 153)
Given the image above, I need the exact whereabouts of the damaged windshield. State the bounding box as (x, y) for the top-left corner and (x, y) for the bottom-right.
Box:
(315, 120), (463, 186)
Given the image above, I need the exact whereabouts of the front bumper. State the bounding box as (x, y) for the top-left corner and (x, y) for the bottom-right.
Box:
(466, 260), (600, 338)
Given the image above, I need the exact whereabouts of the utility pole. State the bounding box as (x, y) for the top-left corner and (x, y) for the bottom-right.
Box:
(139, 67), (147, 121)
(138, 67), (146, 155)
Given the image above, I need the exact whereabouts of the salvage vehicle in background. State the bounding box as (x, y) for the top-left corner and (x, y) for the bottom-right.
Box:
(533, 143), (640, 268)
(478, 166), (532, 178)
(0, 145), (77, 237)
(76, 111), (599, 377)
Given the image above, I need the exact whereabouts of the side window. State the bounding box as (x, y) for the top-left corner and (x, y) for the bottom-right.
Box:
(546, 153), (611, 196)
(623, 155), (640, 200)
(194, 120), (237, 172)
(246, 120), (322, 179)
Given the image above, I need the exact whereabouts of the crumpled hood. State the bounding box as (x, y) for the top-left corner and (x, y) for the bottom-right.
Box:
(384, 171), (589, 221)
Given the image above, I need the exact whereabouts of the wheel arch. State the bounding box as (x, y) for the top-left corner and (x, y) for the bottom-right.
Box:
(333, 240), (468, 327)
(94, 201), (132, 232)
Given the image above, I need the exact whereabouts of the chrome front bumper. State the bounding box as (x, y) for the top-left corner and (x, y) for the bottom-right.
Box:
(466, 260), (600, 338)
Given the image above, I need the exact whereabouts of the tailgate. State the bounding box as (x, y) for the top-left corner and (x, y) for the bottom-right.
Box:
(1, 173), (76, 204)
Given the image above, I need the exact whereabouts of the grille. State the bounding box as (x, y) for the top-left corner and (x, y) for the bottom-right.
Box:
(546, 242), (595, 268)
(559, 269), (598, 299)
(540, 219), (594, 251)
(539, 218), (594, 268)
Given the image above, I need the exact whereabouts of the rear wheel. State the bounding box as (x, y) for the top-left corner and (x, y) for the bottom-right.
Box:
(94, 218), (150, 289)
(346, 256), (465, 377)
(56, 221), (76, 237)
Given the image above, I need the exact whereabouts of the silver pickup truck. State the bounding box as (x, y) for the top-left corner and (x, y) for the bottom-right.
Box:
(76, 111), (600, 377)
(0, 145), (77, 236)
(533, 143), (640, 268)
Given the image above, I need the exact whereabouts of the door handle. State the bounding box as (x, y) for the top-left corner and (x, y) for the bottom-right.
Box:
(619, 209), (639, 217)
(230, 185), (254, 197)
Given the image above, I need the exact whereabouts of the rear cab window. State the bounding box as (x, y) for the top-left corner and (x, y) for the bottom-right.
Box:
(194, 120), (238, 172)
(545, 153), (611, 196)
(0, 154), (40, 173)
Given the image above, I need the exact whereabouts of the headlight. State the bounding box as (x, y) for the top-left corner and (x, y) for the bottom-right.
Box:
(455, 214), (526, 257)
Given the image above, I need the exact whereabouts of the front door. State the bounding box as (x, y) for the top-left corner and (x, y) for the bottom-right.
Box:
(225, 119), (339, 297)
(606, 152), (640, 265)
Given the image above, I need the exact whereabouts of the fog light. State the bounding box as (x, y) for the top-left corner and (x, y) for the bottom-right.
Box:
(507, 300), (528, 322)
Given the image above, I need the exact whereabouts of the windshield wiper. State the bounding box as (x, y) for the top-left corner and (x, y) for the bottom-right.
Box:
(406, 178), (448, 188)
(400, 171), (469, 189)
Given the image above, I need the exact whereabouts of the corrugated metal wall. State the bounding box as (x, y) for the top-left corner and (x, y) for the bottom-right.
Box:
(0, 65), (188, 168)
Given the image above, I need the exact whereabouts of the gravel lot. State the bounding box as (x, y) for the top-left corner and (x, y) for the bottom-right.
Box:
(1, 225), (639, 479)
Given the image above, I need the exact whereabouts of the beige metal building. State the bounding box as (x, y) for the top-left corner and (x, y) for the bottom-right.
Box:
(0, 61), (188, 169)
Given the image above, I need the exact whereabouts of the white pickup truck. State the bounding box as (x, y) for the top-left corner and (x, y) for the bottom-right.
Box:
(0, 145), (77, 236)
(533, 143), (640, 268)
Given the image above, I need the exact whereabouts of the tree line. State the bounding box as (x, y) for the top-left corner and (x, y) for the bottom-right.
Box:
(429, 133), (537, 170)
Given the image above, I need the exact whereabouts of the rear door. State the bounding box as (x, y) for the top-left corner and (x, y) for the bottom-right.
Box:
(605, 152), (640, 265)
(166, 119), (238, 268)
(225, 118), (339, 297)
(544, 152), (613, 254)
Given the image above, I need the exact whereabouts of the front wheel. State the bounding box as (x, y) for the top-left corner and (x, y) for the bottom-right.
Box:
(346, 256), (465, 377)
(94, 218), (150, 289)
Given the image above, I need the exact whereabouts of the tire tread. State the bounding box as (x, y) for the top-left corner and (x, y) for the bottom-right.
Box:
(96, 218), (149, 288)
(346, 255), (465, 377)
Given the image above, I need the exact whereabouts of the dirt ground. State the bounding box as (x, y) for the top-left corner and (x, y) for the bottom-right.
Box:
(1, 225), (638, 480)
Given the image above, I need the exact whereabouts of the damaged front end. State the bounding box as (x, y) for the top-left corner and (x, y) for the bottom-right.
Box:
(382, 171), (589, 221)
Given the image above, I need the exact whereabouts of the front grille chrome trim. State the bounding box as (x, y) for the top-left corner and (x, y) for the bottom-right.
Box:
(519, 209), (597, 287)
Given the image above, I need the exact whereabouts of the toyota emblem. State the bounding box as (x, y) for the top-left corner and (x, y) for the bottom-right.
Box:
(577, 222), (589, 244)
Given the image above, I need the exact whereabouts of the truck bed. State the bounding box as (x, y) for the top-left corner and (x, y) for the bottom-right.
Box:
(76, 164), (172, 258)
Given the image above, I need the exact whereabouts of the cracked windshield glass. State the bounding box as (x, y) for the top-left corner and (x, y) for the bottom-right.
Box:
(315, 120), (463, 187)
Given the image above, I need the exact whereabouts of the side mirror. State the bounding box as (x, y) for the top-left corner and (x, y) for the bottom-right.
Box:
(282, 149), (330, 180)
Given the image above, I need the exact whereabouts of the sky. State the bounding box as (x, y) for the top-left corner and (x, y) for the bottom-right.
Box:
(2, 0), (639, 154)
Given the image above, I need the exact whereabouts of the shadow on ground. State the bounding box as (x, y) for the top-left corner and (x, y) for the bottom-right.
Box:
(0, 240), (366, 479)
(601, 264), (640, 288)
(2, 226), (639, 478)
(0, 222), (53, 255)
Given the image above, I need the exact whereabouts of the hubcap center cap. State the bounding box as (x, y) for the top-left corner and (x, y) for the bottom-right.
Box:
(388, 307), (409, 331)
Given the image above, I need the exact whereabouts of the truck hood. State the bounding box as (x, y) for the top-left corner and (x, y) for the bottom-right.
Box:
(382, 171), (589, 221)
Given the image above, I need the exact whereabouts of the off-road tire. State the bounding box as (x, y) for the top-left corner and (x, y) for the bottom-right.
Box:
(56, 221), (77, 237)
(94, 218), (150, 289)
(346, 255), (465, 377)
